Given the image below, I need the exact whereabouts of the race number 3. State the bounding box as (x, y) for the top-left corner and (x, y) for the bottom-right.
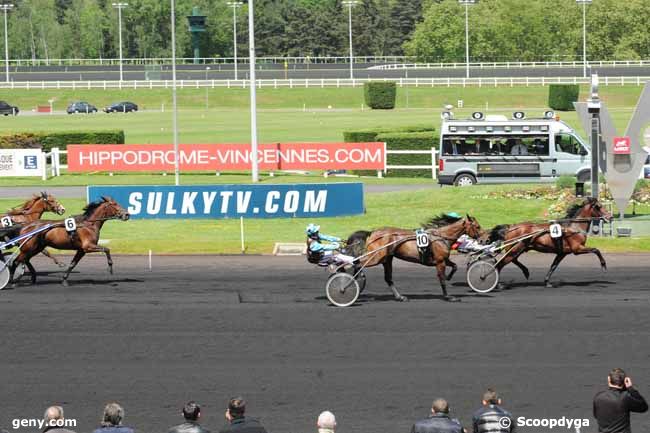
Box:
(549, 223), (563, 239)
(1, 216), (13, 227)
(416, 231), (430, 248)
(64, 217), (77, 232)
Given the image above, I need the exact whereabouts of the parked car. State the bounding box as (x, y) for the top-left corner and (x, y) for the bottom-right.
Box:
(67, 101), (98, 114)
(0, 100), (19, 116)
(104, 101), (138, 113)
(644, 153), (650, 179)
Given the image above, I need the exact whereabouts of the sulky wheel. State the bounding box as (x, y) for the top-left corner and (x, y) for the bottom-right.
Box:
(13, 263), (24, 281)
(467, 258), (499, 294)
(0, 261), (10, 290)
(326, 272), (360, 307)
(354, 269), (367, 294)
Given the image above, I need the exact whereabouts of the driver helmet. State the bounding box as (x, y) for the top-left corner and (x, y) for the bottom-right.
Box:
(305, 223), (320, 236)
(446, 212), (461, 219)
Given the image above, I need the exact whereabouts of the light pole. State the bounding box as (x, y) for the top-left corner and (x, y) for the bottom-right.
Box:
(458, 0), (476, 79)
(205, 66), (210, 110)
(112, 3), (128, 81)
(248, 0), (259, 182)
(171, 0), (180, 186)
(1, 3), (13, 83)
(577, 0), (592, 78)
(342, 0), (359, 80)
(227, 1), (243, 80)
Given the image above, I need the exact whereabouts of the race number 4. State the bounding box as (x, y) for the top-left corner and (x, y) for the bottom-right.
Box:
(1, 216), (13, 227)
(549, 223), (563, 239)
(64, 217), (77, 232)
(416, 231), (430, 249)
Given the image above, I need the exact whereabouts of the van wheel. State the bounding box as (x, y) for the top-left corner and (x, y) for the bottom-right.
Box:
(577, 171), (591, 183)
(454, 174), (476, 187)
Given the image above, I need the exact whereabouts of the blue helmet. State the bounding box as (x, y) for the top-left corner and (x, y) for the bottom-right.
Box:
(446, 212), (461, 219)
(306, 223), (320, 236)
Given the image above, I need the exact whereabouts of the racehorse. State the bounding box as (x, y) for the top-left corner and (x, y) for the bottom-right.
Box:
(9, 197), (130, 286)
(346, 214), (482, 302)
(488, 197), (612, 288)
(1, 192), (67, 266)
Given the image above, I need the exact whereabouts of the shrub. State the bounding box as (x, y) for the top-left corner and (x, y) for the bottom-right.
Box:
(548, 84), (580, 111)
(556, 175), (577, 190)
(343, 125), (435, 143)
(364, 82), (397, 110)
(378, 131), (438, 177)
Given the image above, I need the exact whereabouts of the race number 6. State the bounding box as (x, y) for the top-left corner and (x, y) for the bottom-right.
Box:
(64, 217), (77, 232)
(1, 216), (13, 227)
(416, 232), (430, 248)
(549, 223), (562, 239)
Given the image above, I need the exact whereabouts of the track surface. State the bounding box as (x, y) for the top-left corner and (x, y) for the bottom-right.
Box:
(1, 254), (649, 433)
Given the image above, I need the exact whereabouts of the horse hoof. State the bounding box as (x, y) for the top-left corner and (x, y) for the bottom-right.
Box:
(61, 280), (69, 287)
(108, 267), (114, 275)
(545, 282), (554, 288)
(58, 263), (66, 268)
(396, 295), (408, 302)
(497, 282), (508, 291)
(445, 296), (461, 303)
(601, 266), (608, 273)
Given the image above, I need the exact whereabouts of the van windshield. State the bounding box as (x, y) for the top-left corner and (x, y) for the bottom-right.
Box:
(442, 135), (550, 156)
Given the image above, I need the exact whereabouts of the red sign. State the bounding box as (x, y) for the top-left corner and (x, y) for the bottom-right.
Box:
(613, 136), (631, 154)
(67, 143), (386, 172)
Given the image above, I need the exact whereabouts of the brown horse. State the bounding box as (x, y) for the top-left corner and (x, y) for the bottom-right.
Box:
(488, 197), (612, 288)
(10, 197), (129, 286)
(1, 192), (67, 266)
(346, 214), (482, 302)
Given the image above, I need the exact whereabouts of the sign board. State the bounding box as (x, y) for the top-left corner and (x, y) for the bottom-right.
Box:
(68, 143), (385, 173)
(613, 136), (631, 155)
(87, 183), (365, 219)
(0, 149), (43, 177)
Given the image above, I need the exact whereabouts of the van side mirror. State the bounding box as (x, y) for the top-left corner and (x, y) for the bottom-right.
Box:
(579, 148), (588, 156)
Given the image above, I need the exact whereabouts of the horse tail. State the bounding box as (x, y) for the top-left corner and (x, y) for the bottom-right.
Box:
(489, 224), (510, 243)
(346, 230), (371, 257)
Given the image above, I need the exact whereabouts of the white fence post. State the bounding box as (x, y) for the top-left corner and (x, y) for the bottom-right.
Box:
(431, 148), (437, 180)
(40, 151), (47, 181)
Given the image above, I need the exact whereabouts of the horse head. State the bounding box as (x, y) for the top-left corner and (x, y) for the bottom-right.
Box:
(463, 214), (482, 238)
(101, 196), (130, 221)
(40, 192), (66, 215)
(568, 197), (612, 223)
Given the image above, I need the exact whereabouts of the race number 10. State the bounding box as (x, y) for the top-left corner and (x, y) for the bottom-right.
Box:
(1, 216), (13, 227)
(64, 217), (77, 232)
(549, 223), (563, 239)
(416, 231), (430, 248)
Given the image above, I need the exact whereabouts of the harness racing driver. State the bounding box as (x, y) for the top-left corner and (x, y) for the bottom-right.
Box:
(305, 224), (355, 267)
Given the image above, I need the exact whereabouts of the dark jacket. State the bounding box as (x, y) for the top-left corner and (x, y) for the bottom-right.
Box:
(411, 413), (464, 433)
(593, 386), (648, 433)
(168, 422), (211, 433)
(92, 426), (135, 433)
(43, 428), (77, 433)
(472, 404), (515, 433)
(219, 417), (267, 433)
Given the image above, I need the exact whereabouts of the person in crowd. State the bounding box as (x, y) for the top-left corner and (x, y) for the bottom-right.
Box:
(317, 411), (336, 433)
(411, 398), (465, 433)
(593, 368), (648, 433)
(92, 402), (134, 433)
(168, 401), (210, 433)
(219, 397), (267, 433)
(472, 389), (515, 433)
(42, 406), (76, 433)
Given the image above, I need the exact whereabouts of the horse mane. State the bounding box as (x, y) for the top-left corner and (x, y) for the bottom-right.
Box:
(7, 194), (43, 215)
(488, 224), (510, 242)
(82, 197), (107, 218)
(422, 214), (462, 229)
(564, 197), (597, 219)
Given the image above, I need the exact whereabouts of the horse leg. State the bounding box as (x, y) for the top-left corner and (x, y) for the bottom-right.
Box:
(383, 257), (407, 302)
(496, 242), (527, 289)
(444, 257), (458, 281)
(544, 253), (567, 288)
(62, 250), (85, 286)
(511, 256), (530, 280)
(572, 245), (607, 272)
(437, 259), (459, 302)
(40, 248), (65, 268)
(25, 259), (38, 285)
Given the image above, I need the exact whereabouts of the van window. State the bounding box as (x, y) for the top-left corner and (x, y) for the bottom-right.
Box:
(555, 134), (584, 155)
(442, 135), (549, 156)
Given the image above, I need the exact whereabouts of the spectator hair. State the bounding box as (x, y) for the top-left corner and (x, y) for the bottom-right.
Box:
(44, 406), (64, 422)
(609, 368), (626, 387)
(228, 397), (246, 419)
(432, 398), (449, 414)
(483, 388), (499, 404)
(101, 402), (125, 427)
(183, 401), (201, 421)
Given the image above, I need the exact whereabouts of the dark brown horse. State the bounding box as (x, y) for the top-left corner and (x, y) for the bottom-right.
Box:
(347, 214), (482, 302)
(1, 192), (67, 266)
(488, 197), (612, 288)
(10, 197), (129, 286)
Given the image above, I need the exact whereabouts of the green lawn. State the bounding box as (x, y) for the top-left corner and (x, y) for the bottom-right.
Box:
(2, 186), (648, 254)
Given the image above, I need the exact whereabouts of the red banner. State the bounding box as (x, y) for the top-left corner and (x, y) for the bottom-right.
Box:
(67, 143), (386, 172)
(613, 136), (631, 155)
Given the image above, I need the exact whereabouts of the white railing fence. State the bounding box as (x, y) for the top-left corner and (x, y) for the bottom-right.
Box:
(368, 59), (650, 70)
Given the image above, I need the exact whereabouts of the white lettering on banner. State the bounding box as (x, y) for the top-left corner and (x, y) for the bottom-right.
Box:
(220, 191), (233, 214)
(165, 192), (177, 214)
(202, 192), (217, 213)
(236, 191), (252, 213)
(284, 191), (300, 213)
(265, 191), (281, 213)
(304, 191), (327, 212)
(147, 192), (163, 215)
(128, 192), (143, 214)
(181, 192), (198, 214)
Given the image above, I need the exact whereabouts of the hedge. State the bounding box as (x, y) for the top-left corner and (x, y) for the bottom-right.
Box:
(548, 84), (580, 111)
(343, 125), (435, 143)
(364, 82), (397, 110)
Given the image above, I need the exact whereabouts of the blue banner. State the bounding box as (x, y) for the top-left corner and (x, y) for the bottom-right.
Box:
(87, 183), (365, 219)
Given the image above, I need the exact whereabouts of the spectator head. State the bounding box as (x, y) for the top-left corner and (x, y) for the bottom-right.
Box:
(44, 406), (65, 425)
(183, 401), (201, 422)
(317, 411), (336, 432)
(101, 402), (125, 427)
(608, 368), (626, 388)
(226, 397), (246, 421)
(482, 388), (502, 406)
(431, 398), (449, 415)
